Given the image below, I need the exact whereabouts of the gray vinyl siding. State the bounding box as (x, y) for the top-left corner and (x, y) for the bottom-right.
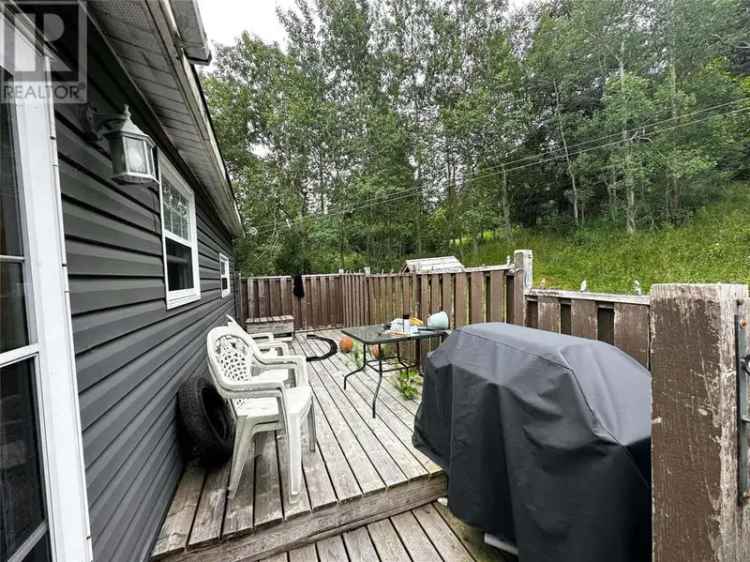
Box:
(52, 24), (236, 562)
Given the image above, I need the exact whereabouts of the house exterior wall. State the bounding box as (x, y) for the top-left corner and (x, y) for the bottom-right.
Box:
(50, 17), (236, 562)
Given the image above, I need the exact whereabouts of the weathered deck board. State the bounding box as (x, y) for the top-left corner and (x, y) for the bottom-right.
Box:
(330, 361), (436, 474)
(288, 544), (317, 562)
(412, 503), (473, 561)
(292, 341), (384, 495)
(299, 339), (406, 489)
(187, 463), (230, 547)
(260, 554), (288, 562)
(152, 462), (205, 557)
(316, 536), (348, 562)
(277, 431), (312, 519)
(316, 336), (441, 474)
(286, 341), (361, 506)
(254, 432), (284, 528)
(223, 449), (255, 538)
(319, 331), (432, 474)
(367, 519), (411, 562)
(342, 527), (379, 562)
(305, 339), (427, 481)
(152, 332), (456, 562)
(391, 511), (441, 560)
(298, 419), (338, 511)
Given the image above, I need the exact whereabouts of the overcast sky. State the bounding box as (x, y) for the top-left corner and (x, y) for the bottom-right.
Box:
(198, 0), (295, 47)
(198, 0), (531, 48)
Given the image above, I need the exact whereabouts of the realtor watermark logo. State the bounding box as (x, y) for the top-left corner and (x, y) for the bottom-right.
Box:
(1, 1), (87, 103)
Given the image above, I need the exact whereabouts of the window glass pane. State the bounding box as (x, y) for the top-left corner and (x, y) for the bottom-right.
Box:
(0, 262), (29, 352)
(162, 187), (172, 233)
(221, 278), (228, 291)
(24, 532), (51, 562)
(0, 71), (23, 257)
(166, 238), (194, 292)
(0, 359), (47, 560)
(162, 182), (191, 241)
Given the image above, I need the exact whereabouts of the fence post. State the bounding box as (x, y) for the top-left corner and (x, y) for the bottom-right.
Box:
(512, 249), (533, 326)
(650, 283), (748, 562)
(246, 278), (255, 321)
(234, 272), (243, 320)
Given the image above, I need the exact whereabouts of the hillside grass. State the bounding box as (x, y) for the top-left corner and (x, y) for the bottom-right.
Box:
(462, 183), (750, 294)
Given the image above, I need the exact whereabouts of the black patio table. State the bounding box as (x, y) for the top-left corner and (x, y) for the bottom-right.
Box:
(342, 324), (450, 417)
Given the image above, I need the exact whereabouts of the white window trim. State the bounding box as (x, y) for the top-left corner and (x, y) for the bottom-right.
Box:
(159, 158), (201, 309)
(1, 12), (93, 561)
(219, 252), (231, 298)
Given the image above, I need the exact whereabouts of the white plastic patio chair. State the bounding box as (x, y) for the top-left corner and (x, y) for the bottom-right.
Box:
(225, 315), (292, 383)
(206, 326), (315, 501)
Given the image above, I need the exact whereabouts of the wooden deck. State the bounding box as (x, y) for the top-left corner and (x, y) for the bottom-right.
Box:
(256, 500), (511, 562)
(152, 329), (468, 562)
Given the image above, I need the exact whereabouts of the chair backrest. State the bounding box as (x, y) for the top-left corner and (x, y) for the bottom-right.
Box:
(225, 315), (267, 355)
(207, 326), (254, 395)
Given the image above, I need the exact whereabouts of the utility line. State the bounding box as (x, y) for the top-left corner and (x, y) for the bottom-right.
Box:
(251, 101), (750, 236)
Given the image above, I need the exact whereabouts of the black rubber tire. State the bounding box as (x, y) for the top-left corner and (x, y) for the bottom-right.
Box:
(178, 373), (235, 466)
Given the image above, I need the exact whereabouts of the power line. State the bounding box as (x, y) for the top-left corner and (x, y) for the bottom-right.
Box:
(255, 97), (749, 235)
(253, 102), (750, 236)
(251, 101), (750, 236)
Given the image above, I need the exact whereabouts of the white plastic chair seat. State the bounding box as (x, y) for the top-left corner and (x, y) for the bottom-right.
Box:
(252, 368), (289, 385)
(234, 386), (312, 424)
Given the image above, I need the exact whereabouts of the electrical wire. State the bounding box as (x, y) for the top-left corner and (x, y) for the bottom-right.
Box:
(250, 101), (750, 236)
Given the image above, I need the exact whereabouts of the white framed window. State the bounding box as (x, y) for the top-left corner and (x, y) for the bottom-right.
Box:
(0, 13), (92, 562)
(219, 253), (231, 297)
(159, 159), (201, 309)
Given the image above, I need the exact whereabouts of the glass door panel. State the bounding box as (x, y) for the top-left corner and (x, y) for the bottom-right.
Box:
(0, 68), (51, 561)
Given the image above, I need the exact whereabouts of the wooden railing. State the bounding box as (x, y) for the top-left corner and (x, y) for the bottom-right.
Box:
(525, 288), (650, 366)
(239, 250), (651, 367)
(239, 265), (518, 331)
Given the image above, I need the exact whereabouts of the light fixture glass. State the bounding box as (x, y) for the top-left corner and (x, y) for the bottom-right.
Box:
(123, 136), (148, 175)
(84, 104), (158, 185)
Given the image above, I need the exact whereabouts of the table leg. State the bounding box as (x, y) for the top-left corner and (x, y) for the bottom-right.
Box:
(344, 340), (366, 389)
(416, 338), (422, 375)
(372, 352), (383, 418)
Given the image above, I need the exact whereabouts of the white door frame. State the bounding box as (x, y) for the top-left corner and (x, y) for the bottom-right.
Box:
(1, 10), (92, 562)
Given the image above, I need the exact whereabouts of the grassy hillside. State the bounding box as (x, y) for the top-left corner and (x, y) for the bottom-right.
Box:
(462, 184), (750, 294)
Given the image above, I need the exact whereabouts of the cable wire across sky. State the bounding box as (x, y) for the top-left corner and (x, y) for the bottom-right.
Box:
(250, 99), (750, 236)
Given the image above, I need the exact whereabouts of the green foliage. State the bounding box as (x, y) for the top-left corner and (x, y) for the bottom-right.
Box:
(394, 369), (421, 401)
(203, 0), (750, 275)
(463, 183), (750, 293)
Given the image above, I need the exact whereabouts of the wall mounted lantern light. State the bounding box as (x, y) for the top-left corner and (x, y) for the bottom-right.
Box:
(82, 104), (157, 185)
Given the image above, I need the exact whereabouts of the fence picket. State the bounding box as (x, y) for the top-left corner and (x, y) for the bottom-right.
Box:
(470, 272), (484, 324)
(420, 275), (431, 322)
(442, 273), (453, 327)
(571, 299), (597, 338)
(614, 303), (650, 367)
(488, 271), (504, 322)
(454, 273), (467, 328)
(538, 297), (561, 333)
(257, 280), (268, 318)
(431, 274), (442, 315)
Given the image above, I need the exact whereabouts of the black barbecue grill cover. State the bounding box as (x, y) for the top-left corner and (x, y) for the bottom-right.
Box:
(413, 323), (651, 562)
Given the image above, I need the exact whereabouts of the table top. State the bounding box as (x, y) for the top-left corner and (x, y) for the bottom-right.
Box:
(342, 324), (449, 345)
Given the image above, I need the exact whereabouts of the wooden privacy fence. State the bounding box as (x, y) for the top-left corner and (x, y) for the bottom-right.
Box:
(239, 264), (520, 333)
(238, 250), (651, 366)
